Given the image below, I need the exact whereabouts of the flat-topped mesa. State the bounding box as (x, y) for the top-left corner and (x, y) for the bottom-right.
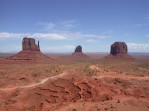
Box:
(75, 45), (82, 52)
(110, 42), (127, 55)
(105, 41), (134, 60)
(22, 37), (40, 51)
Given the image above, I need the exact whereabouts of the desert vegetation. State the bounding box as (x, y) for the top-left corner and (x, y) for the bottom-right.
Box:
(0, 53), (149, 111)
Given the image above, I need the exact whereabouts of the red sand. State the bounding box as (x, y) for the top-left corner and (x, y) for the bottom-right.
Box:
(0, 72), (148, 111)
(0, 54), (149, 111)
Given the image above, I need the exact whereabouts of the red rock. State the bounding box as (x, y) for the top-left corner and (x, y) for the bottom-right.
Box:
(110, 42), (127, 55)
(7, 37), (51, 61)
(105, 42), (134, 60)
(72, 45), (88, 58)
(22, 37), (40, 51)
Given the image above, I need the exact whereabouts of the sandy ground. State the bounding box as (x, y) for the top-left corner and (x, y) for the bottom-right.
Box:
(0, 53), (149, 111)
(0, 72), (68, 91)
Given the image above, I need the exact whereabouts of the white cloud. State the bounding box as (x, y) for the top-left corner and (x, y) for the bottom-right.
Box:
(36, 20), (111, 41)
(46, 23), (55, 30)
(61, 20), (77, 28)
(0, 32), (66, 40)
(127, 43), (149, 51)
(0, 32), (30, 40)
(85, 35), (111, 43)
(32, 33), (66, 40)
(61, 32), (111, 40)
(37, 20), (78, 32)
(42, 45), (75, 52)
(37, 22), (55, 31)
(0, 32), (111, 42)
(86, 39), (97, 43)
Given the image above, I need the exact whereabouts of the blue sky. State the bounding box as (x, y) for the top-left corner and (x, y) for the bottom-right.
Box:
(0, 0), (149, 53)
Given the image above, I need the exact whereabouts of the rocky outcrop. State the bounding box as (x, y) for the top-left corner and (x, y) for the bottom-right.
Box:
(75, 45), (82, 52)
(105, 42), (134, 60)
(7, 37), (51, 61)
(72, 45), (88, 58)
(22, 37), (40, 51)
(110, 42), (127, 55)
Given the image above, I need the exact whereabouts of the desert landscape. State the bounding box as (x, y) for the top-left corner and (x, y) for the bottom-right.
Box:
(1, 0), (149, 111)
(0, 37), (149, 111)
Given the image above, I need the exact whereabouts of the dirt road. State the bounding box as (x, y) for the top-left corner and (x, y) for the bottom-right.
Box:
(0, 72), (68, 91)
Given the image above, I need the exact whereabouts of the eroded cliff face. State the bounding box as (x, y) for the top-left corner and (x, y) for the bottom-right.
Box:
(22, 37), (40, 51)
(110, 42), (127, 55)
(105, 41), (134, 60)
(7, 37), (51, 61)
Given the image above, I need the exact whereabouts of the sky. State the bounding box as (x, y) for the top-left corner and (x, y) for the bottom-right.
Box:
(0, 0), (149, 53)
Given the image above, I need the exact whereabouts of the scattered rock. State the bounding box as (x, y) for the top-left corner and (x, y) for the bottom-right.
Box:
(19, 77), (26, 80)
(72, 109), (77, 111)
(117, 99), (120, 103)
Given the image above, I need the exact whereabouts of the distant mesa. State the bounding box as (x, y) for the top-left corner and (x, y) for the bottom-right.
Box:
(105, 42), (134, 60)
(72, 45), (88, 58)
(7, 37), (51, 61)
(75, 45), (82, 52)
(110, 42), (127, 55)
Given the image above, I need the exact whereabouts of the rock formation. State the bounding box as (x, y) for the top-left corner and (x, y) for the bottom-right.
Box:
(75, 45), (82, 52)
(105, 42), (133, 60)
(22, 37), (40, 51)
(110, 42), (127, 55)
(7, 37), (51, 61)
(72, 45), (88, 58)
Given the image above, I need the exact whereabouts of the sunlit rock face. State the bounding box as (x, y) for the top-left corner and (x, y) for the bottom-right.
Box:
(22, 37), (40, 51)
(7, 37), (51, 61)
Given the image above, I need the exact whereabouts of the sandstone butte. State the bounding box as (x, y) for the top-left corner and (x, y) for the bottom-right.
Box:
(72, 45), (88, 58)
(105, 42), (134, 60)
(7, 37), (51, 61)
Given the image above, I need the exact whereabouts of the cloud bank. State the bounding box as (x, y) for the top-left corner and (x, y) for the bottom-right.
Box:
(127, 43), (149, 52)
(0, 32), (111, 41)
